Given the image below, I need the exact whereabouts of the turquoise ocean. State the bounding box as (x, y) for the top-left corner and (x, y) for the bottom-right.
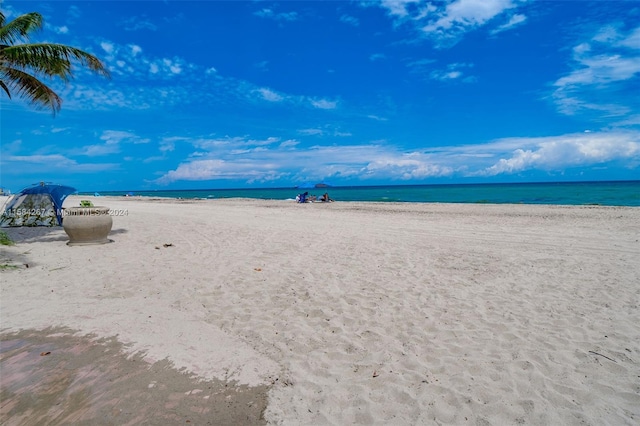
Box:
(87, 181), (640, 207)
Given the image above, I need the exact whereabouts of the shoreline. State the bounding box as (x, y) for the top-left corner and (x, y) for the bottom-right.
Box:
(2, 196), (639, 424)
(69, 194), (640, 208)
(64, 179), (640, 207)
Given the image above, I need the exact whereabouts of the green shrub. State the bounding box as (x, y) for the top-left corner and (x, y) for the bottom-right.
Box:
(0, 230), (14, 246)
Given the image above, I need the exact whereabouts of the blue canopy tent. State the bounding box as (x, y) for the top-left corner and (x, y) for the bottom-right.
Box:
(0, 183), (77, 227)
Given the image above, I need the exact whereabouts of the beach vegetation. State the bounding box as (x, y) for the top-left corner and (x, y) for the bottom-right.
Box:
(80, 200), (94, 207)
(0, 230), (14, 246)
(0, 10), (110, 115)
(0, 264), (19, 270)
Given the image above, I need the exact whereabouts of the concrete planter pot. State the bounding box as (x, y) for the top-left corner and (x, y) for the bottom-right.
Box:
(62, 206), (113, 246)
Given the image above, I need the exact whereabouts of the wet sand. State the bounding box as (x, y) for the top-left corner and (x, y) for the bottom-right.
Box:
(0, 328), (269, 425)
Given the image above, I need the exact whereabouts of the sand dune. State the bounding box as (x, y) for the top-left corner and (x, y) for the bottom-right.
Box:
(2, 196), (639, 425)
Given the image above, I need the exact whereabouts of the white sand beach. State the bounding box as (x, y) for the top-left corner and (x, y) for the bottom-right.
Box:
(1, 196), (639, 425)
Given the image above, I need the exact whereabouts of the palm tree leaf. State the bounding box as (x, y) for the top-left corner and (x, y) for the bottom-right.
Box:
(0, 12), (43, 44)
(0, 79), (10, 97)
(2, 44), (74, 80)
(0, 66), (61, 113)
(2, 43), (110, 80)
(0, 11), (109, 114)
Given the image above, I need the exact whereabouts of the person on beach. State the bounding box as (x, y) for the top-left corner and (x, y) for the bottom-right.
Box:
(297, 192), (309, 203)
(320, 193), (333, 202)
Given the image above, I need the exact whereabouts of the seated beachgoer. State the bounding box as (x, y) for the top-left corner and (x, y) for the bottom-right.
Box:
(320, 193), (333, 202)
(297, 192), (309, 203)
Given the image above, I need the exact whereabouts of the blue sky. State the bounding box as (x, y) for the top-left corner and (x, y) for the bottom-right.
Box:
(1, 0), (639, 191)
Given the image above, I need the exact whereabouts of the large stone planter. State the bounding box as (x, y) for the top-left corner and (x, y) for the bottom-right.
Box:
(63, 206), (113, 246)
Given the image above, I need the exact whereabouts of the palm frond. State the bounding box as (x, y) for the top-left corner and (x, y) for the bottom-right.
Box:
(0, 11), (109, 115)
(2, 45), (72, 80)
(2, 43), (110, 79)
(0, 66), (61, 113)
(0, 12), (42, 44)
(0, 79), (10, 97)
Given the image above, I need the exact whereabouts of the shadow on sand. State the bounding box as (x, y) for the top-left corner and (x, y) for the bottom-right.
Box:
(0, 227), (129, 269)
(0, 327), (270, 425)
(2, 227), (128, 245)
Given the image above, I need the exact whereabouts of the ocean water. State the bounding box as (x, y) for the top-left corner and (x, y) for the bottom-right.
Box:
(86, 181), (640, 207)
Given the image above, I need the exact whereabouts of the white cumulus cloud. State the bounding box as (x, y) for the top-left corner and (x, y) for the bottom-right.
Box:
(477, 131), (640, 176)
(154, 129), (639, 185)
